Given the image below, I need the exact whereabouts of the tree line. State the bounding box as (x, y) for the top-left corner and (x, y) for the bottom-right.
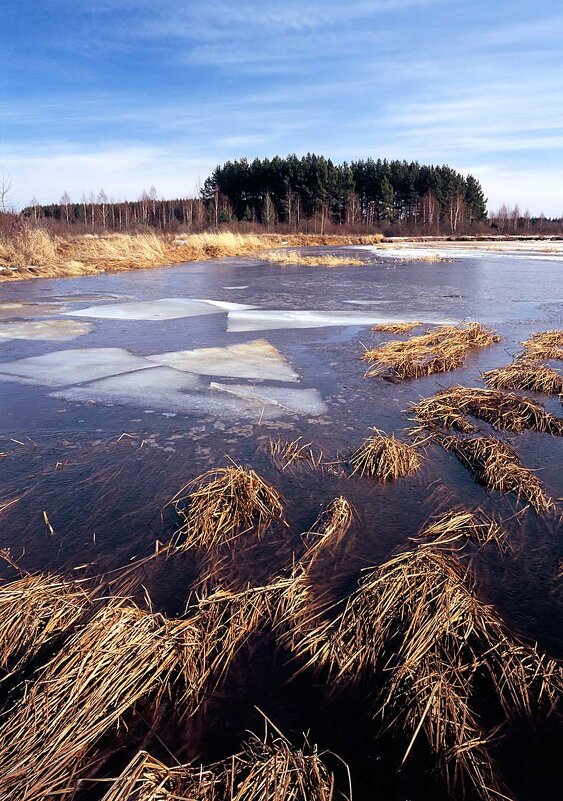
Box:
(18, 154), (562, 235)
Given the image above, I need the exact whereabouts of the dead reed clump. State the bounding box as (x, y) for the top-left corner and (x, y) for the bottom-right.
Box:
(0, 602), (203, 801)
(483, 360), (563, 394)
(521, 330), (563, 361)
(372, 321), (423, 333)
(174, 466), (286, 551)
(297, 543), (561, 800)
(411, 509), (511, 553)
(99, 735), (339, 801)
(410, 385), (563, 435)
(261, 249), (364, 267)
(98, 750), (219, 801)
(362, 322), (501, 380)
(0, 572), (92, 675)
(265, 437), (325, 473)
(301, 497), (354, 568)
(227, 735), (337, 801)
(350, 429), (422, 481)
(439, 435), (555, 513)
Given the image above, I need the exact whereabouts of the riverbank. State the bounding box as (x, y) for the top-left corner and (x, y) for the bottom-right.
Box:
(0, 230), (385, 283)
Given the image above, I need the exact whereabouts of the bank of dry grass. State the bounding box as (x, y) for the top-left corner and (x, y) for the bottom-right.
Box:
(0, 228), (384, 282)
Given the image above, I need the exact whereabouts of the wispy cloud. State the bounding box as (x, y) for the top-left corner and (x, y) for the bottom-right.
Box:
(2, 0), (562, 213)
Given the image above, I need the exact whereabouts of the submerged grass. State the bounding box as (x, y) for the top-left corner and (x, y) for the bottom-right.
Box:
(362, 322), (500, 381)
(439, 434), (554, 513)
(410, 385), (563, 435)
(483, 360), (563, 394)
(297, 539), (561, 800)
(350, 429), (422, 481)
(174, 466), (286, 551)
(0, 601), (203, 801)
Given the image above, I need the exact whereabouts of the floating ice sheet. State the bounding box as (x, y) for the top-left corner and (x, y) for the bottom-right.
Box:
(226, 309), (454, 333)
(0, 348), (153, 386)
(210, 382), (328, 415)
(354, 242), (563, 262)
(66, 297), (254, 321)
(223, 286), (249, 290)
(0, 319), (92, 342)
(50, 367), (317, 419)
(0, 302), (64, 319)
(147, 339), (298, 382)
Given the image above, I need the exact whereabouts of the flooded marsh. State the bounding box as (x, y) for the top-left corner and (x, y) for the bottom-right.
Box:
(0, 245), (562, 801)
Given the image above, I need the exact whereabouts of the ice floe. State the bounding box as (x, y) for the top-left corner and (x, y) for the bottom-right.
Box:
(66, 297), (254, 321)
(210, 382), (328, 415)
(0, 320), (92, 342)
(355, 242), (563, 262)
(147, 339), (298, 382)
(226, 308), (454, 332)
(0, 348), (153, 386)
(49, 367), (325, 419)
(223, 285), (249, 290)
(0, 302), (64, 319)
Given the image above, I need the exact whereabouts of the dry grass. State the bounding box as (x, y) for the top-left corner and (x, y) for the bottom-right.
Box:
(297, 542), (561, 800)
(0, 602), (204, 801)
(350, 429), (422, 481)
(483, 360), (563, 394)
(261, 249), (364, 267)
(265, 437), (325, 473)
(301, 497), (354, 567)
(363, 322), (501, 381)
(411, 509), (511, 553)
(174, 466), (286, 551)
(521, 330), (563, 361)
(372, 321), (423, 333)
(439, 435), (554, 513)
(0, 572), (92, 676)
(0, 229), (384, 282)
(410, 385), (563, 435)
(98, 750), (219, 801)
(99, 735), (337, 801)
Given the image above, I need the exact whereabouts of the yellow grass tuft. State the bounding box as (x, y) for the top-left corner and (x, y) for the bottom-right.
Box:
(439, 434), (554, 513)
(99, 735), (338, 801)
(362, 322), (500, 381)
(261, 249), (364, 267)
(483, 359), (563, 394)
(265, 437), (325, 473)
(372, 321), (423, 333)
(411, 509), (511, 553)
(0, 572), (92, 675)
(521, 330), (563, 361)
(350, 429), (422, 481)
(174, 466), (286, 551)
(410, 385), (563, 435)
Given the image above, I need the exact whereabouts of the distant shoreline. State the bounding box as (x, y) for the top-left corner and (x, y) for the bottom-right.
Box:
(1, 230), (562, 284)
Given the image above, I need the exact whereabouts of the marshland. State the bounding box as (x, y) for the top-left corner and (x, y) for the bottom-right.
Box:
(0, 245), (562, 801)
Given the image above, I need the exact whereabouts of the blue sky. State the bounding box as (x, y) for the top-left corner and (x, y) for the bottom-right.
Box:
(1, 1), (562, 213)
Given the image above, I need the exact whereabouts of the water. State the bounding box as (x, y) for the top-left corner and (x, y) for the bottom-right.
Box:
(0, 248), (562, 799)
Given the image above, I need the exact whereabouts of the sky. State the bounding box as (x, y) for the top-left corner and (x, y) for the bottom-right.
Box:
(1, 1), (562, 214)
